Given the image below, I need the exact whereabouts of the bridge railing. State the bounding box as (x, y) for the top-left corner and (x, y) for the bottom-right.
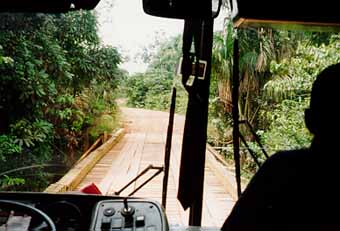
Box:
(44, 128), (125, 193)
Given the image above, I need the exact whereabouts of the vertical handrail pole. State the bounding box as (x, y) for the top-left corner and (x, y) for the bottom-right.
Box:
(162, 87), (176, 209)
(188, 18), (214, 226)
(232, 33), (242, 197)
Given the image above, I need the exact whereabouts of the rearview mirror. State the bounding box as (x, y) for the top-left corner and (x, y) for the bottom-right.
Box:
(142, 0), (220, 19)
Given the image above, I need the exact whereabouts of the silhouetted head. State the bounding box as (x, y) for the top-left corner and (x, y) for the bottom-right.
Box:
(305, 63), (340, 145)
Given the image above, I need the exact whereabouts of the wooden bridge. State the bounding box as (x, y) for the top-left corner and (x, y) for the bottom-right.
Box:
(46, 108), (237, 227)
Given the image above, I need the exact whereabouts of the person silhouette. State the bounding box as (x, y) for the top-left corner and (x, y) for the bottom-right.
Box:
(222, 63), (340, 230)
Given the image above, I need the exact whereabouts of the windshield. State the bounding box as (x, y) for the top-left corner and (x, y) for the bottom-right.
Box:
(0, 0), (339, 228)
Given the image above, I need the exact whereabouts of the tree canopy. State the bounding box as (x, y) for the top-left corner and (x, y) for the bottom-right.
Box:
(123, 23), (337, 178)
(0, 11), (124, 191)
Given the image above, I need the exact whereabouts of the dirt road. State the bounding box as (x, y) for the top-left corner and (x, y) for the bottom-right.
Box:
(77, 107), (235, 227)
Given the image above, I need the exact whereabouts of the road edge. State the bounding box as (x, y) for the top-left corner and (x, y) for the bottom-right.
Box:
(44, 128), (125, 193)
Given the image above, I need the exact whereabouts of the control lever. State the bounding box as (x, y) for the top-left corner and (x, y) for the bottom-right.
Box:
(90, 199), (169, 231)
(121, 198), (135, 228)
(121, 198), (135, 216)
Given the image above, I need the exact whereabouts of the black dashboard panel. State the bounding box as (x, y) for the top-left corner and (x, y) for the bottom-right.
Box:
(0, 192), (168, 231)
(90, 199), (168, 231)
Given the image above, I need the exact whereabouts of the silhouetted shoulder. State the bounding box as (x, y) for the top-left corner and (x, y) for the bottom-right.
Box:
(266, 148), (310, 164)
(222, 148), (313, 230)
(253, 148), (311, 180)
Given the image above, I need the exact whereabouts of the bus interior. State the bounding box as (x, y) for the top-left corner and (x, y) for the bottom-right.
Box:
(1, 0), (340, 230)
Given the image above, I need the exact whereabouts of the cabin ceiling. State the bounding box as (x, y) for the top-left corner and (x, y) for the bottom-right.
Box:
(230, 0), (340, 31)
(0, 0), (101, 13)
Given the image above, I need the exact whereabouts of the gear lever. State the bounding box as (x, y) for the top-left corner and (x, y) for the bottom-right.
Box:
(121, 198), (135, 217)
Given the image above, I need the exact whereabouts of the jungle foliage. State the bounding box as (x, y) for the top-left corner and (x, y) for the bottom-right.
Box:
(123, 24), (338, 178)
(208, 26), (340, 176)
(124, 35), (188, 114)
(209, 28), (338, 176)
(0, 12), (123, 191)
(260, 36), (340, 153)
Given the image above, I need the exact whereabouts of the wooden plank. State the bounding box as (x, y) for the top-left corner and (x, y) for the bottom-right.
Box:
(205, 145), (238, 201)
(44, 128), (125, 193)
(76, 137), (102, 164)
(51, 108), (236, 227)
(104, 133), (146, 194)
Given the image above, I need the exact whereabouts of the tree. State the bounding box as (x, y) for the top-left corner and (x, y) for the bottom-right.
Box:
(125, 35), (188, 113)
(0, 11), (123, 191)
(259, 35), (340, 153)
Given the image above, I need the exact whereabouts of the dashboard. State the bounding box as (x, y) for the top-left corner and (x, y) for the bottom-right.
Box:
(0, 192), (168, 231)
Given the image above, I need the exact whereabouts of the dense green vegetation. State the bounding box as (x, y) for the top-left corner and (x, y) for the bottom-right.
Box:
(123, 24), (338, 177)
(0, 12), (124, 191)
(124, 35), (188, 114)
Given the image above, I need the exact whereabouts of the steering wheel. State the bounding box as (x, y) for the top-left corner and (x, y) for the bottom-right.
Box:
(0, 200), (56, 231)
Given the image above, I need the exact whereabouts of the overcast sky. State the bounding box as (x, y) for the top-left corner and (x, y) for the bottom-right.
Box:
(95, 0), (225, 74)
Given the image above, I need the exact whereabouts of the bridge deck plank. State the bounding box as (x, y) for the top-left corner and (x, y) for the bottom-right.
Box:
(76, 108), (235, 227)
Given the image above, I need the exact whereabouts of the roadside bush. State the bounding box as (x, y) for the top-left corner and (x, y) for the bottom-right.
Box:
(0, 11), (123, 191)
